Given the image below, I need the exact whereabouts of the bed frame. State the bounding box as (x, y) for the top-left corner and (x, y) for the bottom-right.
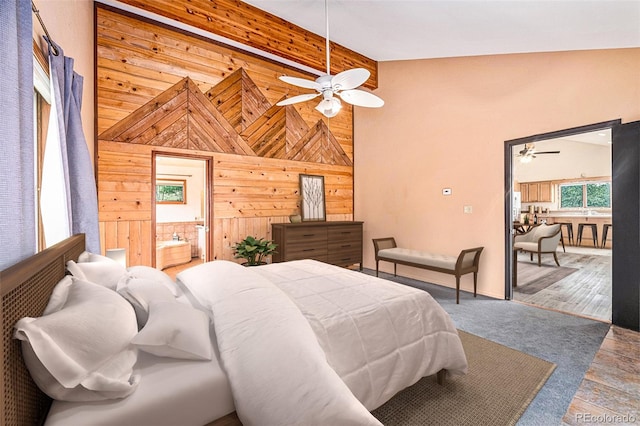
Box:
(0, 234), (443, 426)
(1, 234), (86, 426)
(0, 234), (242, 426)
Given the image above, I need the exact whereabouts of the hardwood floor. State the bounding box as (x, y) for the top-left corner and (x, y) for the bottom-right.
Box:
(512, 246), (640, 424)
(163, 258), (203, 280)
(563, 325), (640, 425)
(514, 245), (611, 322)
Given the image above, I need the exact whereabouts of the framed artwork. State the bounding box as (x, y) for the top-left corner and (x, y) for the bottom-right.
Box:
(299, 174), (326, 221)
(156, 179), (187, 204)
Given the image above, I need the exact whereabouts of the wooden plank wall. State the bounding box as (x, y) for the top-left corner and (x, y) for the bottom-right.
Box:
(96, 5), (355, 266)
(115, 0), (378, 89)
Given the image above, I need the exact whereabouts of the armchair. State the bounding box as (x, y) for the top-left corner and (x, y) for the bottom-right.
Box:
(513, 223), (562, 267)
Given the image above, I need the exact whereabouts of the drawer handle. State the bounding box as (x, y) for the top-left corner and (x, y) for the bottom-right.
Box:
(303, 234), (315, 237)
(302, 248), (315, 252)
(341, 244), (352, 248)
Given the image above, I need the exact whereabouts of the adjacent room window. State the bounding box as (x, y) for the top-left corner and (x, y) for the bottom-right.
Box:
(560, 181), (611, 209)
(156, 179), (187, 204)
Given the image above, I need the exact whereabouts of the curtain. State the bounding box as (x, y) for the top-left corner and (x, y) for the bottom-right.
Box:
(0, 1), (34, 270)
(41, 40), (100, 253)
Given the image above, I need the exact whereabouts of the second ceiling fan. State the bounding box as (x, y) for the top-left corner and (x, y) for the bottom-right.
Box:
(276, 0), (384, 118)
(517, 143), (560, 162)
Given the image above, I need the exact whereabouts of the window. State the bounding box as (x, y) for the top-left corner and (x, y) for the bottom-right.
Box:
(156, 179), (187, 204)
(33, 43), (51, 251)
(560, 181), (611, 209)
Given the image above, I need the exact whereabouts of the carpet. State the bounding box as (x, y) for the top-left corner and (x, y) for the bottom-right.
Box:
(515, 262), (578, 295)
(371, 331), (556, 426)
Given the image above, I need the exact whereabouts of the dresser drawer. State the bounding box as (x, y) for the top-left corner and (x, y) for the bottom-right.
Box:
(284, 240), (327, 260)
(327, 247), (362, 266)
(328, 240), (362, 253)
(286, 227), (328, 244)
(285, 249), (328, 262)
(327, 225), (362, 242)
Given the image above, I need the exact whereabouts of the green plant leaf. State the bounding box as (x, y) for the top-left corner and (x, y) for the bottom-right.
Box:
(232, 235), (278, 265)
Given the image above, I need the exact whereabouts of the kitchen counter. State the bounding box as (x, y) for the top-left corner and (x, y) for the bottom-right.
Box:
(533, 215), (612, 248)
(541, 213), (611, 218)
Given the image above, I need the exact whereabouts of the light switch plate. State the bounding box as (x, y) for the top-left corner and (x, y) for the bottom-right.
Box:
(463, 205), (472, 214)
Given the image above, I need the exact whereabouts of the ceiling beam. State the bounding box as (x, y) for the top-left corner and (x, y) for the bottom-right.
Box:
(115, 0), (379, 89)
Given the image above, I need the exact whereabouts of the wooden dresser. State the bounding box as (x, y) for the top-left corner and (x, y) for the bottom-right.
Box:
(271, 221), (363, 269)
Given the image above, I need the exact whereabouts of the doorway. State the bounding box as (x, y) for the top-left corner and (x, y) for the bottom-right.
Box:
(504, 120), (617, 322)
(152, 152), (212, 274)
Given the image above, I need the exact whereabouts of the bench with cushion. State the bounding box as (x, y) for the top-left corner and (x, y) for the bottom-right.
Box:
(372, 237), (484, 304)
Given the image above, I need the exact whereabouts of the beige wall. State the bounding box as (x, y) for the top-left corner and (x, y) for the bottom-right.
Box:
(355, 48), (640, 299)
(32, 0), (94, 160)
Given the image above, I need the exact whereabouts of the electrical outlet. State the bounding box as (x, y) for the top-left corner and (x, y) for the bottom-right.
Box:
(463, 205), (473, 214)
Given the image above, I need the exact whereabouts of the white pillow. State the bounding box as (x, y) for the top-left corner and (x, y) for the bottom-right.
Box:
(43, 275), (75, 315)
(176, 260), (250, 313)
(123, 265), (180, 297)
(14, 276), (140, 401)
(131, 301), (212, 361)
(117, 278), (176, 328)
(78, 251), (113, 263)
(66, 259), (127, 290)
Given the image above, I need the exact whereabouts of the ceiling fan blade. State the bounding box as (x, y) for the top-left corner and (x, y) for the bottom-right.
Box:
(276, 93), (321, 106)
(331, 68), (370, 90)
(535, 151), (561, 154)
(338, 89), (384, 108)
(279, 75), (322, 90)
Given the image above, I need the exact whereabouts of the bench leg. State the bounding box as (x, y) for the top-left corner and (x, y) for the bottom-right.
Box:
(473, 272), (478, 297)
(436, 369), (446, 385)
(375, 260), (379, 277)
(393, 263), (397, 277)
(456, 276), (460, 304)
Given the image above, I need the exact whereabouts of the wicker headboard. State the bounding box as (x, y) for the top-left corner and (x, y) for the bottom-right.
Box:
(0, 234), (85, 426)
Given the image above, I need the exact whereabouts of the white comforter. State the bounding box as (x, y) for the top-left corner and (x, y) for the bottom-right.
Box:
(177, 259), (467, 425)
(253, 260), (468, 410)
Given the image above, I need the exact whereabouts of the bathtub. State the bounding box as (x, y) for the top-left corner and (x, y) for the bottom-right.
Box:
(156, 240), (191, 270)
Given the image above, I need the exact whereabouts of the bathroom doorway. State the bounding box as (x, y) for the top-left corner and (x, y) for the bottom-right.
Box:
(152, 152), (212, 273)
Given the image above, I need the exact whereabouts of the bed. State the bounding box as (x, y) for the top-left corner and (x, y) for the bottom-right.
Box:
(1, 234), (467, 426)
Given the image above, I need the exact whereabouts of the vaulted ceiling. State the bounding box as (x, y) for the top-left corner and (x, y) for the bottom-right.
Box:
(242, 0), (640, 61)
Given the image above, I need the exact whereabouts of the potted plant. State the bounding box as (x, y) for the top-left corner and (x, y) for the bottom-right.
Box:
(232, 236), (278, 266)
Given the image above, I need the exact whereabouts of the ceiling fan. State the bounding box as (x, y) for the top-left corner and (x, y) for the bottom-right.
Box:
(517, 143), (560, 163)
(275, 0), (384, 118)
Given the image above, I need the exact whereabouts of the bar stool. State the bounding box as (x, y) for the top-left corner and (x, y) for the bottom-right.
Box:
(577, 223), (598, 247)
(602, 224), (612, 248)
(556, 222), (574, 252)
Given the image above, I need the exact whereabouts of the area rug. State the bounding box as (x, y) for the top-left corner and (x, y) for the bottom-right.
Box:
(516, 262), (578, 295)
(371, 330), (556, 426)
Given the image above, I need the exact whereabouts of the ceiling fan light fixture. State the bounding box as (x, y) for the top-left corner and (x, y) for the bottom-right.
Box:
(316, 97), (342, 118)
